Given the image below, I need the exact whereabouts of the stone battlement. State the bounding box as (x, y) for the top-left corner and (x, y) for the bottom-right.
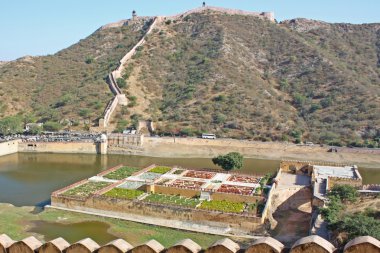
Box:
(169, 6), (275, 22)
(99, 6), (275, 31)
(0, 234), (379, 253)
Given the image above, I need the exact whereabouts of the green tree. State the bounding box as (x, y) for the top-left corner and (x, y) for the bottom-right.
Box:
(116, 78), (127, 89)
(320, 196), (344, 224)
(115, 120), (129, 133)
(328, 184), (358, 203)
(340, 214), (380, 240)
(212, 152), (244, 171)
(28, 124), (43, 135)
(0, 115), (23, 135)
(43, 121), (62, 132)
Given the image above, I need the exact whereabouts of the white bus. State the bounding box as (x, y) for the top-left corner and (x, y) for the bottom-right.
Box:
(202, 133), (216, 139)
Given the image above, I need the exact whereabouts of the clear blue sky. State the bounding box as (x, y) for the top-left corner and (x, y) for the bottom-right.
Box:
(1, 0), (379, 61)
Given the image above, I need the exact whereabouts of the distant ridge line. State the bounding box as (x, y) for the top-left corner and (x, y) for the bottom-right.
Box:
(99, 6), (275, 30)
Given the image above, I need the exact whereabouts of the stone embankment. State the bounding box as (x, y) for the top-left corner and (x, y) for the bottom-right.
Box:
(0, 233), (378, 253)
(0, 140), (19, 156)
(0, 139), (107, 156)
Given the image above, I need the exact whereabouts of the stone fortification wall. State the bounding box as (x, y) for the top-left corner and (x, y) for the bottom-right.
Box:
(169, 6), (275, 22)
(107, 73), (122, 95)
(98, 16), (153, 30)
(0, 234), (377, 253)
(280, 160), (314, 175)
(0, 140), (19, 157)
(51, 195), (263, 234)
(261, 169), (282, 223)
(327, 176), (362, 189)
(99, 19), (129, 30)
(18, 142), (100, 154)
(362, 184), (380, 191)
(98, 17), (158, 129)
(114, 17), (158, 79)
(107, 133), (144, 147)
(99, 96), (119, 128)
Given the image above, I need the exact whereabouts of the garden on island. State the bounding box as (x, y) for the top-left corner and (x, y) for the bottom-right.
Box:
(103, 166), (140, 180)
(61, 181), (111, 198)
(104, 188), (145, 200)
(57, 164), (274, 216)
(144, 194), (201, 208)
(149, 166), (172, 174)
(199, 200), (245, 213)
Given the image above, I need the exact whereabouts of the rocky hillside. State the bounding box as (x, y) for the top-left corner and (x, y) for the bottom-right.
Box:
(0, 9), (379, 146)
(0, 18), (152, 128)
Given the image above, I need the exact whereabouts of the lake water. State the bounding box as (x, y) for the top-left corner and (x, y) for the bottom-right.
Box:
(28, 221), (118, 244)
(0, 152), (378, 206)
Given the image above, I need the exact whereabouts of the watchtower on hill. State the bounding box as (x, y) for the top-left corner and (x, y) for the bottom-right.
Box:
(202, 2), (206, 8)
(132, 10), (137, 20)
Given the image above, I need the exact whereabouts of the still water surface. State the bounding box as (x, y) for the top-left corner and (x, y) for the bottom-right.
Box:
(0, 152), (378, 206)
(29, 221), (118, 244)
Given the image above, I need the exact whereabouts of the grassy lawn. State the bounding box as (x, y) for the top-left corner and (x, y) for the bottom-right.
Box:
(103, 188), (144, 200)
(61, 181), (111, 198)
(103, 166), (141, 180)
(149, 166), (172, 174)
(0, 204), (226, 248)
(199, 200), (245, 213)
(144, 194), (200, 208)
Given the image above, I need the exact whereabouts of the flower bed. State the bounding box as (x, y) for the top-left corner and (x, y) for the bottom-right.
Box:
(149, 166), (172, 174)
(61, 181), (111, 198)
(184, 170), (216, 179)
(103, 166), (141, 180)
(144, 194), (200, 208)
(104, 188), (144, 200)
(156, 178), (172, 185)
(217, 184), (254, 195)
(199, 200), (245, 213)
(228, 175), (261, 184)
(169, 180), (205, 190)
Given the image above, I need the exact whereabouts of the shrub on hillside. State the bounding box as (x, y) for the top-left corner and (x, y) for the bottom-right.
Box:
(43, 121), (62, 132)
(0, 115), (23, 135)
(117, 78), (127, 89)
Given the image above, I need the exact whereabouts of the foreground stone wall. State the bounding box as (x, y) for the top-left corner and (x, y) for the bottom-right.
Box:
(0, 140), (19, 157)
(0, 234), (379, 253)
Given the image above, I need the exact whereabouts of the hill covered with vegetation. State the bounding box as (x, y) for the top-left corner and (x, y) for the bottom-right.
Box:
(0, 18), (151, 131)
(0, 9), (379, 147)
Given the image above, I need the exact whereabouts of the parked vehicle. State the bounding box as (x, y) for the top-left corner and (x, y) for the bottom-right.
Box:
(201, 133), (216, 139)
